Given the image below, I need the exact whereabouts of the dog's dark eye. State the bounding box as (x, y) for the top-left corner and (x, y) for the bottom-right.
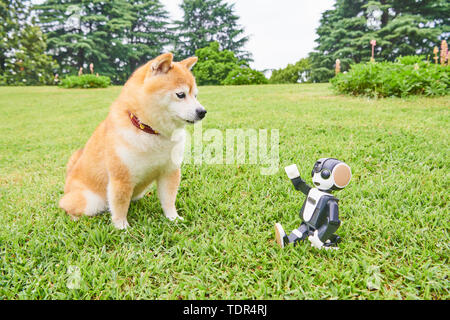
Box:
(176, 92), (186, 99)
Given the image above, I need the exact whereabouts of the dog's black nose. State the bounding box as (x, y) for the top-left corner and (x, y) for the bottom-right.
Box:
(196, 108), (207, 119)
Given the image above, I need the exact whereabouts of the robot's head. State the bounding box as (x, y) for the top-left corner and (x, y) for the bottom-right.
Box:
(311, 158), (351, 192)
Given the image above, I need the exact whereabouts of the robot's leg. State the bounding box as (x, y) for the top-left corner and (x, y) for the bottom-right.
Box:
(275, 222), (309, 248)
(287, 223), (309, 246)
(323, 234), (341, 247)
(274, 223), (288, 248)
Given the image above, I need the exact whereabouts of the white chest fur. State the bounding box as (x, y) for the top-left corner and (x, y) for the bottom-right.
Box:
(115, 128), (186, 185)
(303, 188), (330, 222)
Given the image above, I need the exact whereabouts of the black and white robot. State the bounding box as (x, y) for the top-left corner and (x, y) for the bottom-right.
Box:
(275, 158), (351, 250)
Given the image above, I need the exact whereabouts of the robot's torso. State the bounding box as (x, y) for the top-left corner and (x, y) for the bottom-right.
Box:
(300, 188), (337, 229)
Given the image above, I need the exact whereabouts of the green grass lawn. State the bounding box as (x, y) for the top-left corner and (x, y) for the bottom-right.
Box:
(0, 84), (448, 299)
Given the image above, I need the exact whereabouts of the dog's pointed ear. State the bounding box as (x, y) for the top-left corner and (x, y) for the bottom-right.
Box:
(148, 53), (173, 76)
(180, 56), (198, 71)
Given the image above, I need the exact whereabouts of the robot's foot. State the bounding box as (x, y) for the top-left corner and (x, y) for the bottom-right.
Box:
(324, 235), (341, 248)
(274, 223), (288, 248)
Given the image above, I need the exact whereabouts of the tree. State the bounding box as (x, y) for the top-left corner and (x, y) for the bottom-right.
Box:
(3, 25), (58, 85)
(0, 1), (10, 77)
(33, 0), (171, 83)
(104, 0), (171, 82)
(368, 0), (446, 61)
(192, 42), (265, 86)
(309, 0), (372, 82)
(173, 0), (250, 61)
(269, 58), (311, 84)
(0, 0), (26, 76)
(192, 42), (245, 85)
(125, 1), (171, 75)
(309, 0), (449, 82)
(34, 0), (116, 78)
(1, 1), (57, 85)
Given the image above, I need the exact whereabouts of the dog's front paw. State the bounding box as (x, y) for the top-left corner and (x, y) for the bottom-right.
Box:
(166, 214), (184, 222)
(113, 219), (130, 230)
(69, 214), (80, 221)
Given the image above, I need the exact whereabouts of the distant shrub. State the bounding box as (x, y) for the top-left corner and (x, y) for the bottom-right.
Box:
(193, 42), (250, 86)
(331, 56), (450, 97)
(223, 67), (268, 85)
(60, 75), (111, 89)
(395, 55), (425, 66)
(269, 58), (311, 84)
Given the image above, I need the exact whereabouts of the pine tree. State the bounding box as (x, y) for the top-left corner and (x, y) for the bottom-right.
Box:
(1, 1), (57, 85)
(309, 0), (449, 82)
(33, 0), (171, 83)
(309, 0), (372, 82)
(0, 1), (9, 76)
(368, 0), (446, 60)
(0, 0), (25, 76)
(4, 25), (59, 85)
(99, 0), (138, 82)
(34, 1), (122, 80)
(173, 0), (250, 61)
(123, 0), (171, 77)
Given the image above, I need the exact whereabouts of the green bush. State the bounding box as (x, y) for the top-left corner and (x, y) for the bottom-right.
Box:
(223, 67), (268, 85)
(192, 42), (250, 85)
(331, 56), (450, 97)
(60, 74), (111, 89)
(269, 58), (311, 84)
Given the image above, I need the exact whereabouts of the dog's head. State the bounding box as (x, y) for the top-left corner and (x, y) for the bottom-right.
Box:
(130, 53), (206, 129)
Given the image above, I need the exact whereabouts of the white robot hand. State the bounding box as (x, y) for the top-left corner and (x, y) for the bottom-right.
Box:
(285, 164), (300, 179)
(308, 230), (324, 249)
(308, 231), (339, 250)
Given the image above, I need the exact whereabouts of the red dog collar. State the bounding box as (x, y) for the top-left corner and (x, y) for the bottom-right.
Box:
(127, 111), (160, 135)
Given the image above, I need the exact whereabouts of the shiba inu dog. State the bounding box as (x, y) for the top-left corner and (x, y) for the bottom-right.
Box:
(59, 53), (206, 229)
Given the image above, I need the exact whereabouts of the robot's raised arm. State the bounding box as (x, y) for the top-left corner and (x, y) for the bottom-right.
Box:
(285, 164), (312, 195)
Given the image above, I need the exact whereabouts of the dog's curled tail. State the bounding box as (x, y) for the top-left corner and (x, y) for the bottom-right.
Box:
(66, 148), (84, 176)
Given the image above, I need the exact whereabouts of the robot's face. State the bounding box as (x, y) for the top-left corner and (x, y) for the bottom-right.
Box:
(311, 158), (351, 191)
(312, 170), (335, 191)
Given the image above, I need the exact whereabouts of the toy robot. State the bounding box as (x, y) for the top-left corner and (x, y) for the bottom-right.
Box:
(275, 158), (351, 250)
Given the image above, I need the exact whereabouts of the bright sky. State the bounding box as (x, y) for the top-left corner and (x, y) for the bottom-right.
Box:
(162, 0), (336, 71)
(32, 0), (336, 71)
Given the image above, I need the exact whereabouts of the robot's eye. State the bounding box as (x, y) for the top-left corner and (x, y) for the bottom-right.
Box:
(321, 169), (331, 179)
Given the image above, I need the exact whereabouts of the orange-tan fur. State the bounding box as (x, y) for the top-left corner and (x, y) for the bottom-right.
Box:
(59, 53), (204, 229)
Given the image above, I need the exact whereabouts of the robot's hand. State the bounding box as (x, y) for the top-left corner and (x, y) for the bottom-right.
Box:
(285, 164), (300, 179)
(308, 230), (324, 249)
(308, 231), (339, 250)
